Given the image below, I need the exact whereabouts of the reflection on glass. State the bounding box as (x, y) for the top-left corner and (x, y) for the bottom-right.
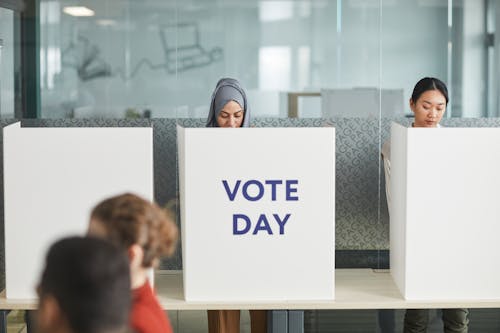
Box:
(0, 38), (2, 115)
(35, 0), (500, 119)
(259, 46), (291, 91)
(0, 7), (14, 117)
(259, 1), (294, 22)
(36, 0), (385, 119)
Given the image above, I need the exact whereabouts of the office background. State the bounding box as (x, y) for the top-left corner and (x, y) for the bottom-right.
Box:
(1, 0), (500, 332)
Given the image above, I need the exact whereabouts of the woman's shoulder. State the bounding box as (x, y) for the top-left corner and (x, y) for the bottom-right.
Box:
(381, 140), (391, 160)
(131, 294), (173, 333)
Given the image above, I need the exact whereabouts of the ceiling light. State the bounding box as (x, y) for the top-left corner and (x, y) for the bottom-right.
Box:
(63, 6), (95, 17)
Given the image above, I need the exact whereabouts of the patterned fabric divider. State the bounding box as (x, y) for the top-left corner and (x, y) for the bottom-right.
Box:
(0, 117), (498, 275)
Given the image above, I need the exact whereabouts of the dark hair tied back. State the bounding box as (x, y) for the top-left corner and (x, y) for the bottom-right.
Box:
(411, 77), (449, 105)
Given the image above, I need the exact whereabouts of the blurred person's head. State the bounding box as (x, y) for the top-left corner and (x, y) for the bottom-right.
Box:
(88, 193), (178, 288)
(207, 78), (250, 128)
(37, 236), (131, 333)
(410, 77), (448, 128)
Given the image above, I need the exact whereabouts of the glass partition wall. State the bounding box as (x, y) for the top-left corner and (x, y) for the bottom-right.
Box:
(6, 0), (500, 331)
(37, 0), (500, 119)
(0, 7), (15, 118)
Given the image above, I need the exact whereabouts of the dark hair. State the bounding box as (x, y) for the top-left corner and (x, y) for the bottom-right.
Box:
(411, 77), (449, 105)
(90, 193), (178, 267)
(39, 236), (131, 333)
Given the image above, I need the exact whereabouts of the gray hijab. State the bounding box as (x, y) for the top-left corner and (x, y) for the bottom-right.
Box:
(206, 78), (250, 127)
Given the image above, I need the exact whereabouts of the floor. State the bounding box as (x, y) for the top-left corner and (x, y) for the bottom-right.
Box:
(8, 308), (500, 332)
(6, 311), (27, 333)
(166, 309), (500, 333)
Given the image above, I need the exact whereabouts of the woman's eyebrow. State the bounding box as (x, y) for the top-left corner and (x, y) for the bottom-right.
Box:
(422, 100), (445, 106)
(221, 109), (243, 114)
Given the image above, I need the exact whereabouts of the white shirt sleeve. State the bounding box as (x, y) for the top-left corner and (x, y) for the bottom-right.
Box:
(381, 141), (391, 217)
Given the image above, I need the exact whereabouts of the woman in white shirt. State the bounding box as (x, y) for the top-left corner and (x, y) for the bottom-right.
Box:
(382, 77), (469, 333)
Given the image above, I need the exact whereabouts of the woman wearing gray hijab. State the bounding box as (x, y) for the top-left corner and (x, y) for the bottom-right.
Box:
(206, 78), (266, 333)
(206, 78), (250, 128)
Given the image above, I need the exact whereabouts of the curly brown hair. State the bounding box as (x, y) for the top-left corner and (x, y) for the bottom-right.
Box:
(90, 193), (178, 268)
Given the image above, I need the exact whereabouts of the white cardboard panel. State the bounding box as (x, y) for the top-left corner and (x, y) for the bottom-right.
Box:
(390, 122), (407, 298)
(391, 123), (500, 300)
(4, 122), (153, 299)
(178, 125), (335, 301)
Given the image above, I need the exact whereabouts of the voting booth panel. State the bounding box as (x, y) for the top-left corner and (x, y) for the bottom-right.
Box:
(178, 126), (335, 301)
(3, 122), (153, 299)
(390, 122), (500, 300)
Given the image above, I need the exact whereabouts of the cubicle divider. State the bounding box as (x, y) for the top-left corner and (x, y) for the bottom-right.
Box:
(178, 125), (335, 301)
(390, 122), (500, 300)
(3, 121), (154, 299)
(0, 117), (499, 297)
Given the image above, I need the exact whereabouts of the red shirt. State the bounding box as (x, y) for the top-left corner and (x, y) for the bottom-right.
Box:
(131, 281), (173, 333)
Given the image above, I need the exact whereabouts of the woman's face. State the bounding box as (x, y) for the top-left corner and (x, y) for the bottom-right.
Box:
(216, 100), (244, 128)
(410, 89), (447, 128)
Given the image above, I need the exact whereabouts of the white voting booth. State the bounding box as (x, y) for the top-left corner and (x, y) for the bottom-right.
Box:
(3, 122), (153, 299)
(178, 125), (335, 301)
(390, 122), (500, 300)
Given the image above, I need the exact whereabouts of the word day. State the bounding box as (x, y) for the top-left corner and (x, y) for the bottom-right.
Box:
(221, 179), (299, 235)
